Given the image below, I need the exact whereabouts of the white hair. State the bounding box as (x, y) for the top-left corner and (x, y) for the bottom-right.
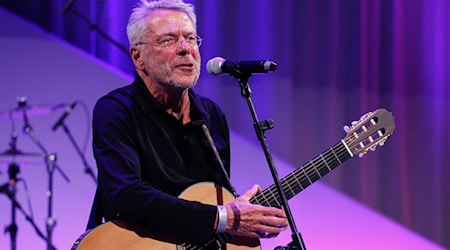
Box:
(126, 0), (197, 46)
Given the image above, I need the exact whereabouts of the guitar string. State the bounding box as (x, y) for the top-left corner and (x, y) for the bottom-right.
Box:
(180, 232), (230, 249)
(254, 143), (342, 205)
(253, 136), (354, 207)
(280, 138), (352, 203)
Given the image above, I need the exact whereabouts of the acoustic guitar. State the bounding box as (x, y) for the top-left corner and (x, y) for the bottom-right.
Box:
(72, 108), (395, 250)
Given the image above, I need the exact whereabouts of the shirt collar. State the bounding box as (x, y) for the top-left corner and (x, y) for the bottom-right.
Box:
(132, 73), (211, 126)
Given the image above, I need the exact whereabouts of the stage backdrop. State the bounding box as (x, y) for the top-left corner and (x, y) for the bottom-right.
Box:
(1, 0), (448, 249)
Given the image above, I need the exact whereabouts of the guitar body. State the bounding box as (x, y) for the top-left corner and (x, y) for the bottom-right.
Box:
(72, 182), (260, 250)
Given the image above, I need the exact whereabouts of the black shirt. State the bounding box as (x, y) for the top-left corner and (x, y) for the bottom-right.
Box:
(89, 74), (232, 243)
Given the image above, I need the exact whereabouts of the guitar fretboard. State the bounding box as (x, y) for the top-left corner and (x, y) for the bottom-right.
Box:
(251, 140), (352, 207)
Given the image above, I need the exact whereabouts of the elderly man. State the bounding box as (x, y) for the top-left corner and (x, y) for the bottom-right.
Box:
(82, 0), (288, 248)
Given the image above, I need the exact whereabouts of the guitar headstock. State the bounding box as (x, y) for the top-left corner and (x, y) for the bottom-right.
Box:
(343, 109), (395, 157)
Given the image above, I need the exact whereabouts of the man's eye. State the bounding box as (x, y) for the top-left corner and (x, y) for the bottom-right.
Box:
(161, 37), (175, 44)
(186, 36), (196, 42)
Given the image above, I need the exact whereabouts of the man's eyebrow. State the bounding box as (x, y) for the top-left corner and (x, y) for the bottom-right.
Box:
(158, 31), (196, 37)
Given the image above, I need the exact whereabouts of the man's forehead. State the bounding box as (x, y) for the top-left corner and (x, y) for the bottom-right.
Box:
(146, 9), (194, 30)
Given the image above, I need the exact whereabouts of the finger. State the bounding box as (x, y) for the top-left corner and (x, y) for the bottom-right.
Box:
(239, 184), (260, 201)
(265, 222), (289, 231)
(255, 184), (262, 193)
(258, 224), (288, 237)
(265, 232), (279, 238)
(257, 230), (269, 238)
(258, 216), (289, 232)
(265, 216), (289, 227)
(261, 206), (287, 218)
(256, 230), (279, 238)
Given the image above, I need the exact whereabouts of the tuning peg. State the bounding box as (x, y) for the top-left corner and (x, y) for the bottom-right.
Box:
(343, 121), (360, 133)
(343, 125), (350, 133)
(360, 113), (369, 121)
(378, 141), (384, 147)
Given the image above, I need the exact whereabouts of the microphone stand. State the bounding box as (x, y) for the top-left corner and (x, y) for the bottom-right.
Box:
(1, 132), (57, 250)
(18, 98), (70, 250)
(4, 162), (19, 250)
(1, 176), (57, 250)
(59, 122), (97, 183)
(229, 71), (307, 250)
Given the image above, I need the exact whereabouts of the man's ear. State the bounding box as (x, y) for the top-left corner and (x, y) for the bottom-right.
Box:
(130, 46), (144, 70)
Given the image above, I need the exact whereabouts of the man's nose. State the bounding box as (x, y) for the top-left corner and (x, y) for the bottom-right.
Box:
(177, 38), (192, 54)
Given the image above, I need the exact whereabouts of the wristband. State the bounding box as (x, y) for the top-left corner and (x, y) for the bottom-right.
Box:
(230, 203), (240, 231)
(216, 205), (227, 233)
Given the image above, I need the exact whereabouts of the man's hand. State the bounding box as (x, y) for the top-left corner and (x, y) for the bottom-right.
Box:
(224, 184), (288, 238)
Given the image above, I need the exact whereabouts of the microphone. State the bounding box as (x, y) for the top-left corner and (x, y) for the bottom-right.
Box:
(61, 0), (77, 16)
(0, 182), (10, 194)
(52, 101), (77, 131)
(206, 57), (277, 76)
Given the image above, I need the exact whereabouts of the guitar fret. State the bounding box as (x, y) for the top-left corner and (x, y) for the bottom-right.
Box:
(273, 188), (279, 207)
(320, 153), (332, 172)
(252, 194), (262, 205)
(330, 146), (343, 165)
(305, 163), (321, 183)
(269, 188), (281, 207)
(300, 167), (313, 184)
(310, 160), (322, 177)
(291, 169), (305, 192)
(338, 143), (350, 162)
(283, 178), (296, 198)
(315, 154), (333, 176)
(260, 191), (272, 207)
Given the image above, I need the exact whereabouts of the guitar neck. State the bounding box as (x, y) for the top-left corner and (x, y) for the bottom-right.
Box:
(250, 140), (352, 207)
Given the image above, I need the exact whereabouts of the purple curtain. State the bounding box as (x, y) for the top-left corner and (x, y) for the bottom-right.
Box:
(3, 0), (448, 248)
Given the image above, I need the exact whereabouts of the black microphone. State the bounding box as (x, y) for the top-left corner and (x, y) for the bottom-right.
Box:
(61, 0), (77, 16)
(0, 182), (10, 194)
(52, 102), (77, 131)
(206, 57), (277, 76)
(0, 178), (20, 195)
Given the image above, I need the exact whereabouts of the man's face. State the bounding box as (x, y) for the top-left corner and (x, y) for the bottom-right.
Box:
(137, 10), (201, 90)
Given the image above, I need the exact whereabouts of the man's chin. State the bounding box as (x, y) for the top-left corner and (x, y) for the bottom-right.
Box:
(167, 79), (197, 90)
(172, 75), (198, 88)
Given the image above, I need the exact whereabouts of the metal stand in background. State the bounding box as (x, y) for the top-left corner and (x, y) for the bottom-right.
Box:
(0, 134), (57, 250)
(4, 161), (19, 250)
(50, 102), (96, 183)
(58, 122), (97, 183)
(17, 98), (70, 250)
(229, 70), (307, 250)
